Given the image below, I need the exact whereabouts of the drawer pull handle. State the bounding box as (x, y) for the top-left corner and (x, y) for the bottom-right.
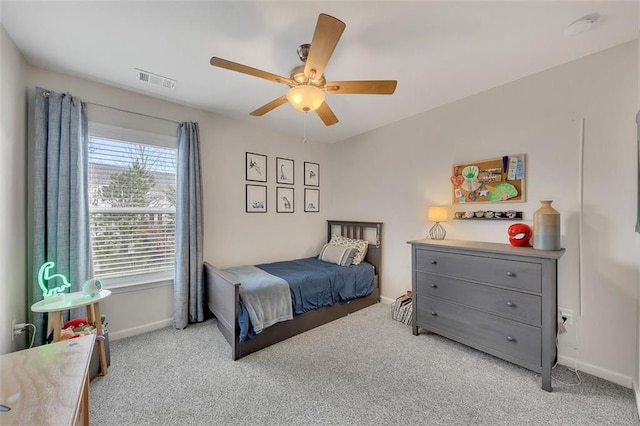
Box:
(506, 301), (515, 307)
(430, 284), (438, 288)
(506, 336), (515, 342)
(506, 271), (516, 277)
(431, 312), (438, 316)
(430, 260), (437, 265)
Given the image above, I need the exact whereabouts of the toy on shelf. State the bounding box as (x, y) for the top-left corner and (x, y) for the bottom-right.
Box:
(453, 210), (523, 220)
(508, 223), (532, 247)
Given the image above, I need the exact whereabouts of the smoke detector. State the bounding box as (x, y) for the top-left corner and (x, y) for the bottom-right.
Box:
(134, 68), (177, 90)
(564, 13), (600, 37)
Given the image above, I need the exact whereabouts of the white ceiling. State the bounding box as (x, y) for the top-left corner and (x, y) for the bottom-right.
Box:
(1, 1), (638, 143)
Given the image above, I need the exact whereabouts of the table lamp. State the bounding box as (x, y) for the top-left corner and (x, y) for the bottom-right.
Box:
(427, 206), (450, 240)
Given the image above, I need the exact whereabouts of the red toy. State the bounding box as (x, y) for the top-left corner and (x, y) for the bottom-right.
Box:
(64, 318), (88, 329)
(508, 223), (532, 247)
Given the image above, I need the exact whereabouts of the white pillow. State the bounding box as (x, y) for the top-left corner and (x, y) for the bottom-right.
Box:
(329, 234), (369, 265)
(318, 243), (358, 266)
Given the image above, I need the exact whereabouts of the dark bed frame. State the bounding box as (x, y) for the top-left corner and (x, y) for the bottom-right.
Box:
(204, 220), (383, 360)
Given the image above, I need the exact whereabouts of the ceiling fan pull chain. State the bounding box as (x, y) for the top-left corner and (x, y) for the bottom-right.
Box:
(303, 112), (308, 143)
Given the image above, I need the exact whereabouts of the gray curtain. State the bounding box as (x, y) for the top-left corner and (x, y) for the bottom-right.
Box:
(174, 122), (204, 329)
(30, 87), (92, 345)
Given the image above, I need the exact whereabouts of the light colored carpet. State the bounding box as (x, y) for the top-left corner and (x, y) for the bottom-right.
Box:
(90, 304), (639, 425)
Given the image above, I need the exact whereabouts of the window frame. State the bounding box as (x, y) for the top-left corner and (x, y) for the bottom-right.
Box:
(88, 122), (177, 288)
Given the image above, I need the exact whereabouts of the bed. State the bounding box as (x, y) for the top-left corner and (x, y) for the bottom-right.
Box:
(204, 220), (382, 360)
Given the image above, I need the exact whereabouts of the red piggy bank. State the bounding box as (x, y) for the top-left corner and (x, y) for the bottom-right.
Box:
(508, 223), (532, 247)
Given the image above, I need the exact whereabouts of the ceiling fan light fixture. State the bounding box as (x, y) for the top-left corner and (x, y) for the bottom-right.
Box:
(286, 85), (326, 112)
(210, 14), (395, 126)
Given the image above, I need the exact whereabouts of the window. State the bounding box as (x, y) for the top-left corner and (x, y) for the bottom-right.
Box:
(88, 124), (176, 281)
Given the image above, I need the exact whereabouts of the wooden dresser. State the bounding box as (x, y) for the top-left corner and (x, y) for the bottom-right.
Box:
(408, 239), (564, 391)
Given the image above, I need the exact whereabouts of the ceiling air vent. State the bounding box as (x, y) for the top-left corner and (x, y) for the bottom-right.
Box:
(134, 68), (177, 90)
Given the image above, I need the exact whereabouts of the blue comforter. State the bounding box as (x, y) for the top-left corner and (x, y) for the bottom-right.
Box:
(236, 257), (375, 342)
(258, 257), (375, 315)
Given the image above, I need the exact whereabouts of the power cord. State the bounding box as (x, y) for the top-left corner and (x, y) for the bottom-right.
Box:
(25, 323), (36, 349)
(552, 363), (582, 387)
(14, 323), (37, 349)
(551, 316), (582, 387)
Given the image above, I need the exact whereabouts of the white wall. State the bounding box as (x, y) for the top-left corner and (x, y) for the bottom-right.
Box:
(25, 66), (331, 339)
(0, 24), (27, 354)
(329, 41), (639, 387)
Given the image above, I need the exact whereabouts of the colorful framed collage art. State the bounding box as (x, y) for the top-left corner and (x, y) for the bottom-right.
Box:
(451, 154), (525, 205)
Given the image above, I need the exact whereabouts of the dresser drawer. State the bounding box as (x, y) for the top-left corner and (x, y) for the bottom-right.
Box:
(415, 249), (541, 293)
(416, 272), (541, 326)
(416, 295), (542, 367)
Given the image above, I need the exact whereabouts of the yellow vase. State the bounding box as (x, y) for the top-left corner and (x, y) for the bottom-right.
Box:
(533, 200), (561, 250)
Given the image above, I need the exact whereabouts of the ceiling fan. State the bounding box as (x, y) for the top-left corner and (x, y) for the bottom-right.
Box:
(210, 13), (397, 126)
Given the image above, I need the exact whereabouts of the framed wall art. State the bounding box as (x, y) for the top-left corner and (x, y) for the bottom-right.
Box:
(304, 162), (319, 187)
(276, 187), (294, 213)
(246, 152), (267, 182)
(451, 154), (526, 204)
(276, 157), (294, 185)
(304, 188), (320, 212)
(246, 184), (267, 213)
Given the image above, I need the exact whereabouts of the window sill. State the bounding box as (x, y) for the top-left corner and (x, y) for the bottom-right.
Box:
(101, 270), (174, 293)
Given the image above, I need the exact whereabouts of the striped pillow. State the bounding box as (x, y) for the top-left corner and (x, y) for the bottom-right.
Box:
(329, 234), (369, 265)
(318, 243), (358, 266)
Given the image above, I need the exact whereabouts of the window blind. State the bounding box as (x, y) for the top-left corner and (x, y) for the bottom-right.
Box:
(88, 135), (177, 279)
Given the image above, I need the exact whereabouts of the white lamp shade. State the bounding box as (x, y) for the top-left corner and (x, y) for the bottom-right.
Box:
(427, 206), (450, 223)
(287, 85), (326, 112)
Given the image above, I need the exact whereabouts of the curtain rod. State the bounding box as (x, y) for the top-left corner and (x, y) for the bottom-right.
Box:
(86, 101), (182, 125)
(41, 90), (182, 125)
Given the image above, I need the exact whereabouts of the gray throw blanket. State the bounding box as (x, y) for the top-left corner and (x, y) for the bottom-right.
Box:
(224, 265), (293, 334)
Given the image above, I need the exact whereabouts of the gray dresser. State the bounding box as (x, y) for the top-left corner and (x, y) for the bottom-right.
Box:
(408, 239), (564, 391)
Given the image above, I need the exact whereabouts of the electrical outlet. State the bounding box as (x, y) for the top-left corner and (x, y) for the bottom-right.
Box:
(12, 321), (26, 339)
(558, 307), (574, 325)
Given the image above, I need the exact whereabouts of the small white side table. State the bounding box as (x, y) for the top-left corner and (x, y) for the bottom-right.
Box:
(31, 289), (111, 376)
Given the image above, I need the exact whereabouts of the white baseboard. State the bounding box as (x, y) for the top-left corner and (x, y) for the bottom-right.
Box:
(558, 354), (633, 388)
(380, 295), (394, 305)
(109, 318), (173, 341)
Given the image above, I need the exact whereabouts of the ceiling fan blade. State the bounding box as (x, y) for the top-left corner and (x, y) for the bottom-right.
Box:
(304, 14), (346, 82)
(325, 80), (398, 95)
(250, 96), (289, 116)
(210, 57), (293, 85)
(316, 102), (339, 126)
